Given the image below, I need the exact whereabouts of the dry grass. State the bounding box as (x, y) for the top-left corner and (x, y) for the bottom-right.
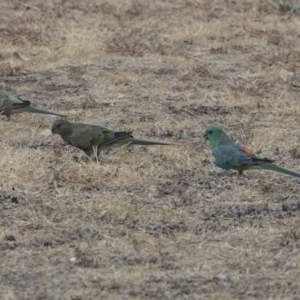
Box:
(1, 0), (300, 298)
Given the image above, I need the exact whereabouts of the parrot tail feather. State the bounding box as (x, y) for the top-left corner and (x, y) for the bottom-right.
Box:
(19, 106), (65, 117)
(257, 163), (300, 178)
(129, 139), (171, 146)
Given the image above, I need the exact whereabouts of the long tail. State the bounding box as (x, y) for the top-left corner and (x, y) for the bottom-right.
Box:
(16, 106), (65, 117)
(257, 163), (300, 178)
(99, 131), (171, 147)
(128, 138), (171, 146)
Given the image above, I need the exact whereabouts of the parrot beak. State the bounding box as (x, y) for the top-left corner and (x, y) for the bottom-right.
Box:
(204, 132), (208, 139)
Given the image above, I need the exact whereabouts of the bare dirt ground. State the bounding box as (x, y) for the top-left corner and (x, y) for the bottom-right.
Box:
(2, 0), (300, 299)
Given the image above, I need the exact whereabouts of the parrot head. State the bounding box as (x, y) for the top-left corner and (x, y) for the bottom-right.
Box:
(204, 126), (227, 148)
(51, 119), (72, 135)
(204, 126), (225, 139)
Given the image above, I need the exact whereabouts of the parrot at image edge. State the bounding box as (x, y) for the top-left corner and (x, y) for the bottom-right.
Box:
(0, 89), (65, 118)
(204, 125), (300, 178)
(51, 119), (171, 157)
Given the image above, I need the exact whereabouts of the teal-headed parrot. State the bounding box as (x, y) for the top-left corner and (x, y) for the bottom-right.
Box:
(205, 125), (300, 177)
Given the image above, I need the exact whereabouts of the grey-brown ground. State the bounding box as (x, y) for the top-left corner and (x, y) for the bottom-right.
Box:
(1, 0), (300, 299)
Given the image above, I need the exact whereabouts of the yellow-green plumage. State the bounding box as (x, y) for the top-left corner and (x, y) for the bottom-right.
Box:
(0, 89), (65, 118)
(51, 119), (170, 157)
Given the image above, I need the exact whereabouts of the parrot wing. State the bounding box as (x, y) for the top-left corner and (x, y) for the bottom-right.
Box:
(0, 89), (30, 110)
(212, 145), (254, 169)
(213, 144), (273, 170)
(70, 126), (104, 151)
(99, 128), (134, 147)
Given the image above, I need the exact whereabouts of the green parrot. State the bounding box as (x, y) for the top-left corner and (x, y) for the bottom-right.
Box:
(51, 119), (170, 157)
(204, 125), (300, 177)
(0, 89), (65, 118)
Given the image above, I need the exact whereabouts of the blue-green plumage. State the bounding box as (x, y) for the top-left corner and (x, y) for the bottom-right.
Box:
(205, 126), (300, 178)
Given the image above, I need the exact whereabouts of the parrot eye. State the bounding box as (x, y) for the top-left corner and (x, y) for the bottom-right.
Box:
(207, 130), (213, 134)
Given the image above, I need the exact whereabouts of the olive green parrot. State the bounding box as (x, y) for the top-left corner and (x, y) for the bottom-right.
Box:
(0, 89), (65, 118)
(205, 125), (300, 177)
(51, 119), (170, 157)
